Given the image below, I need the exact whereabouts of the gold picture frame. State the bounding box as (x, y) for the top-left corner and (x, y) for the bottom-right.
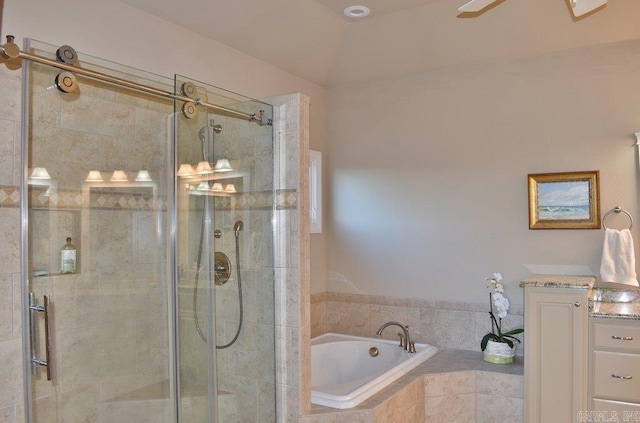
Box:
(528, 171), (600, 230)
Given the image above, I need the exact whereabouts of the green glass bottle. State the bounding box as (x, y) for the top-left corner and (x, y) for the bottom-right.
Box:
(61, 237), (76, 274)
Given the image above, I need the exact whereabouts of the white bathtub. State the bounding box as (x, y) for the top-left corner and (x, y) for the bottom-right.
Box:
(311, 333), (438, 409)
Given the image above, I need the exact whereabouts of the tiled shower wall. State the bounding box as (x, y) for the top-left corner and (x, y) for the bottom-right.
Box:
(266, 93), (311, 422)
(311, 292), (525, 356)
(0, 52), (308, 422)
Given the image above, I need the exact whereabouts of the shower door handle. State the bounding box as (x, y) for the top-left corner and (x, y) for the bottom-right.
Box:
(29, 293), (52, 381)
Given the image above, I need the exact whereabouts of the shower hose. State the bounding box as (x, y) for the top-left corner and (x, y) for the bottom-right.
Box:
(192, 215), (243, 349)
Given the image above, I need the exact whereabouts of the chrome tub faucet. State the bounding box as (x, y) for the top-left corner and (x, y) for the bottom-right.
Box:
(376, 321), (415, 353)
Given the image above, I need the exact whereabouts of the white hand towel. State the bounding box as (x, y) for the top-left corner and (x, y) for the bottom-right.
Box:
(599, 228), (639, 286)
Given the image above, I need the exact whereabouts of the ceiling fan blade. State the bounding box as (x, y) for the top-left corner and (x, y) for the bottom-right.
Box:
(457, 0), (500, 12)
(570, 0), (607, 16)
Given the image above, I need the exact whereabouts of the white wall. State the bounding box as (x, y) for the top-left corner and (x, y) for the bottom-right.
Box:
(326, 38), (640, 305)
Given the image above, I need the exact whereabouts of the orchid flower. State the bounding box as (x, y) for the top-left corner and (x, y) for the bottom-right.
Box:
(481, 272), (523, 351)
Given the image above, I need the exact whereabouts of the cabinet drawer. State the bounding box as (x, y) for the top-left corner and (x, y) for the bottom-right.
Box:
(593, 398), (640, 414)
(593, 322), (640, 351)
(593, 351), (640, 402)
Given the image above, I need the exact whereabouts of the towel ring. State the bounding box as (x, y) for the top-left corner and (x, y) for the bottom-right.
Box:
(602, 206), (633, 230)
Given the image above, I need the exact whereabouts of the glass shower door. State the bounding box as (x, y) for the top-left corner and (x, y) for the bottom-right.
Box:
(23, 39), (175, 423)
(174, 76), (276, 423)
(21, 38), (276, 423)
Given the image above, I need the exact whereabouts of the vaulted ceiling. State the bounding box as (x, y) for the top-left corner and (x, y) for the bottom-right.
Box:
(118, 0), (640, 87)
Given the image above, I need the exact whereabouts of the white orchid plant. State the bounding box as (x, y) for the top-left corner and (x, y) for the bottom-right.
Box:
(481, 272), (524, 351)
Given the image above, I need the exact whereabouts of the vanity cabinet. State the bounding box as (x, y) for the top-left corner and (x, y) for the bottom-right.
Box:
(523, 284), (590, 423)
(590, 318), (640, 414)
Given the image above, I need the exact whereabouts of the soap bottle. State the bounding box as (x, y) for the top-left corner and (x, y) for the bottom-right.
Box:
(61, 237), (76, 274)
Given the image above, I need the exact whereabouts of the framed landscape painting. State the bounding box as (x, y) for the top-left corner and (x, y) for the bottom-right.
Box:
(528, 171), (600, 229)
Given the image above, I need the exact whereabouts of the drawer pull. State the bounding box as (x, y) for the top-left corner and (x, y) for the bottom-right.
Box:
(611, 374), (633, 380)
(611, 335), (634, 341)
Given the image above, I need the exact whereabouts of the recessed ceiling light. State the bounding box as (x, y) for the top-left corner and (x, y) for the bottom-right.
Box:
(344, 5), (370, 18)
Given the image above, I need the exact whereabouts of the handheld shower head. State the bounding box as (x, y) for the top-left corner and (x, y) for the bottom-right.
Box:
(198, 120), (223, 161)
(233, 220), (244, 238)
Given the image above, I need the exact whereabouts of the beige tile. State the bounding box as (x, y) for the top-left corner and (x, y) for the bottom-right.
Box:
(223, 320), (276, 383)
(424, 393), (475, 423)
(476, 393), (524, 423)
(334, 410), (373, 423)
(0, 338), (23, 408)
(0, 404), (17, 423)
(476, 371), (524, 398)
(373, 404), (388, 423)
(404, 403), (424, 423)
(98, 397), (168, 423)
(0, 119), (16, 186)
(0, 275), (12, 342)
(0, 73), (21, 122)
(13, 403), (23, 423)
(60, 93), (136, 139)
(275, 267), (301, 328)
(256, 381), (276, 423)
(424, 371), (475, 397)
(274, 130), (302, 191)
(255, 132), (276, 192)
(0, 209), (20, 274)
(326, 301), (369, 337)
(310, 301), (327, 338)
(32, 395), (57, 423)
(383, 394), (402, 422)
(298, 414), (336, 423)
(412, 308), (477, 350)
(30, 124), (102, 190)
(279, 325), (304, 391)
(58, 384), (100, 422)
(57, 321), (137, 393)
(217, 390), (238, 423)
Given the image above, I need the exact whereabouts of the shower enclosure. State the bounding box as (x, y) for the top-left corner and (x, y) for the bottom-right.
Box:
(21, 39), (276, 422)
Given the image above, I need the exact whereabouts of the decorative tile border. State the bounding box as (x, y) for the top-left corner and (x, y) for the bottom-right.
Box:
(0, 185), (297, 211)
(214, 188), (297, 211)
(28, 187), (157, 210)
(0, 186), (20, 208)
(325, 291), (524, 315)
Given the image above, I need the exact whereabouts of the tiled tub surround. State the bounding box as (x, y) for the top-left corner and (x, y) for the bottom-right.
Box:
(311, 292), (525, 357)
(307, 292), (524, 422)
(300, 349), (524, 423)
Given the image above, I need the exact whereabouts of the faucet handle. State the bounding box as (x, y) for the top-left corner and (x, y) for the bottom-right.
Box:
(409, 342), (416, 353)
(397, 332), (406, 348)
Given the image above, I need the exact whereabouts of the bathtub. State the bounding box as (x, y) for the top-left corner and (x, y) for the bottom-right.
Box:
(311, 333), (438, 409)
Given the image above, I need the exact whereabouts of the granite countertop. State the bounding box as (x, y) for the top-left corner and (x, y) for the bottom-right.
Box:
(590, 301), (640, 319)
(519, 274), (596, 289)
(519, 275), (640, 320)
(589, 281), (640, 320)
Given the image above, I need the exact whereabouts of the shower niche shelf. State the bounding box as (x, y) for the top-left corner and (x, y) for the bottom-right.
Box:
(29, 206), (82, 277)
(182, 170), (250, 197)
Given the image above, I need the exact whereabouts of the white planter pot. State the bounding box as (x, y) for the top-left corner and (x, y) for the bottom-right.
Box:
(483, 339), (515, 364)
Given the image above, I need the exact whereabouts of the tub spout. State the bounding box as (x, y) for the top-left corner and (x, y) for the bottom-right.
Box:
(376, 321), (413, 353)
